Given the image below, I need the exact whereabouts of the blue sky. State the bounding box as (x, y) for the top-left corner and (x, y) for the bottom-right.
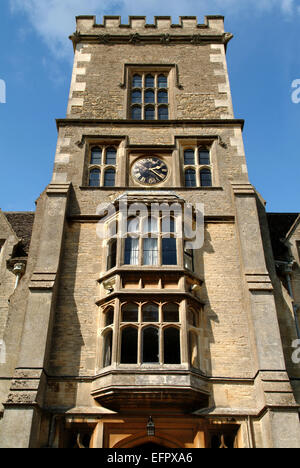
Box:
(0, 0), (299, 213)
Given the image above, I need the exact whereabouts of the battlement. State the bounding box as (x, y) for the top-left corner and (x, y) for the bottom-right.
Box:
(75, 15), (225, 34)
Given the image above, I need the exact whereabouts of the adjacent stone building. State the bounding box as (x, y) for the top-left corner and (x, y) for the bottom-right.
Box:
(0, 15), (299, 448)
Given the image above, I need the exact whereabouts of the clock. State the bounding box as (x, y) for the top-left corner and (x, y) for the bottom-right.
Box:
(132, 157), (168, 185)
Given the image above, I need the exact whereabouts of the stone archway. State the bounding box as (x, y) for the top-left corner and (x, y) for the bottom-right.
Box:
(113, 433), (183, 449)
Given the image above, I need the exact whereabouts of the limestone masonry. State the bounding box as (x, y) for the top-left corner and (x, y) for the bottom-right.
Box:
(0, 15), (299, 448)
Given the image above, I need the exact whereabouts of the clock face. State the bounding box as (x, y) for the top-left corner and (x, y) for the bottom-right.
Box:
(132, 157), (168, 185)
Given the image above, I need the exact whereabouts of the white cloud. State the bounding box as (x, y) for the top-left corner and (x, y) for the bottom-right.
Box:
(9, 0), (300, 59)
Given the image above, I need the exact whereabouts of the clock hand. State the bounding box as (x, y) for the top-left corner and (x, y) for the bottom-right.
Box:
(149, 168), (164, 179)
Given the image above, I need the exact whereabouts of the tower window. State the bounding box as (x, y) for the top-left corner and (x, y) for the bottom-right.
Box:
(145, 90), (155, 103)
(162, 303), (179, 323)
(145, 74), (155, 88)
(142, 327), (159, 364)
(88, 145), (118, 187)
(142, 303), (159, 323)
(103, 330), (113, 367)
(104, 168), (116, 187)
(129, 70), (169, 120)
(122, 303), (139, 322)
(132, 105), (142, 120)
(143, 238), (159, 265)
(100, 301), (204, 369)
(185, 169), (196, 187)
(162, 237), (177, 265)
(184, 243), (194, 271)
(132, 90), (142, 104)
(158, 74), (168, 88)
(107, 239), (117, 270)
(184, 149), (195, 165)
(132, 74), (142, 88)
(121, 327), (138, 364)
(200, 169), (212, 187)
(104, 307), (114, 327)
(124, 237), (139, 266)
(164, 327), (181, 364)
(182, 146), (213, 188)
(91, 147), (102, 165)
(89, 168), (100, 187)
(158, 105), (169, 120)
(106, 148), (117, 165)
(158, 90), (168, 104)
(145, 105), (155, 120)
(199, 149), (210, 165)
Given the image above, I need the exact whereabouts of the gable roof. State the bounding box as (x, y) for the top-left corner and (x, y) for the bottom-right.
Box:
(267, 213), (299, 261)
(4, 212), (35, 257)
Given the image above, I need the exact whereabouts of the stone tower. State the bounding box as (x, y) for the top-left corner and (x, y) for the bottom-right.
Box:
(0, 15), (299, 448)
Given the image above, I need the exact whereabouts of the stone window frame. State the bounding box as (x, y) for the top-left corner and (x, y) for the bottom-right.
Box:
(120, 214), (181, 268)
(296, 241), (300, 265)
(98, 299), (203, 371)
(87, 144), (118, 187)
(183, 145), (213, 188)
(125, 65), (176, 120)
(103, 207), (199, 274)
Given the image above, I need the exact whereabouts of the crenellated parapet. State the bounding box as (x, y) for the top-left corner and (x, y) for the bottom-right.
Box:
(70, 15), (232, 49)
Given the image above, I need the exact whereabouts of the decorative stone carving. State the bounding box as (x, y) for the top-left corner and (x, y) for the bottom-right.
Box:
(160, 34), (171, 45)
(98, 34), (111, 44)
(191, 34), (202, 45)
(129, 33), (141, 44)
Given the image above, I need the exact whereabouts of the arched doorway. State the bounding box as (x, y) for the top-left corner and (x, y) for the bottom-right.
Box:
(114, 434), (182, 449)
(134, 442), (168, 450)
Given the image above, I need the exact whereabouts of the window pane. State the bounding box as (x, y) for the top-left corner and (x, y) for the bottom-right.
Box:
(104, 169), (116, 187)
(158, 106), (168, 120)
(164, 328), (181, 364)
(132, 90), (142, 104)
(142, 303), (159, 322)
(105, 308), (114, 327)
(189, 332), (199, 368)
(128, 218), (140, 235)
(89, 169), (100, 187)
(132, 74), (142, 88)
(145, 74), (154, 87)
(187, 309), (197, 327)
(143, 238), (158, 265)
(91, 147), (102, 165)
(122, 303), (138, 322)
(184, 150), (195, 165)
(158, 74), (168, 88)
(132, 105), (142, 120)
(158, 90), (168, 104)
(184, 243), (194, 271)
(142, 327), (159, 363)
(106, 148), (117, 165)
(103, 330), (112, 367)
(124, 237), (139, 265)
(162, 238), (177, 265)
(199, 149), (210, 165)
(185, 169), (196, 187)
(145, 90), (155, 103)
(200, 169), (212, 187)
(163, 304), (179, 323)
(121, 327), (138, 363)
(143, 217), (158, 235)
(145, 106), (155, 120)
(107, 239), (117, 270)
(162, 217), (175, 234)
